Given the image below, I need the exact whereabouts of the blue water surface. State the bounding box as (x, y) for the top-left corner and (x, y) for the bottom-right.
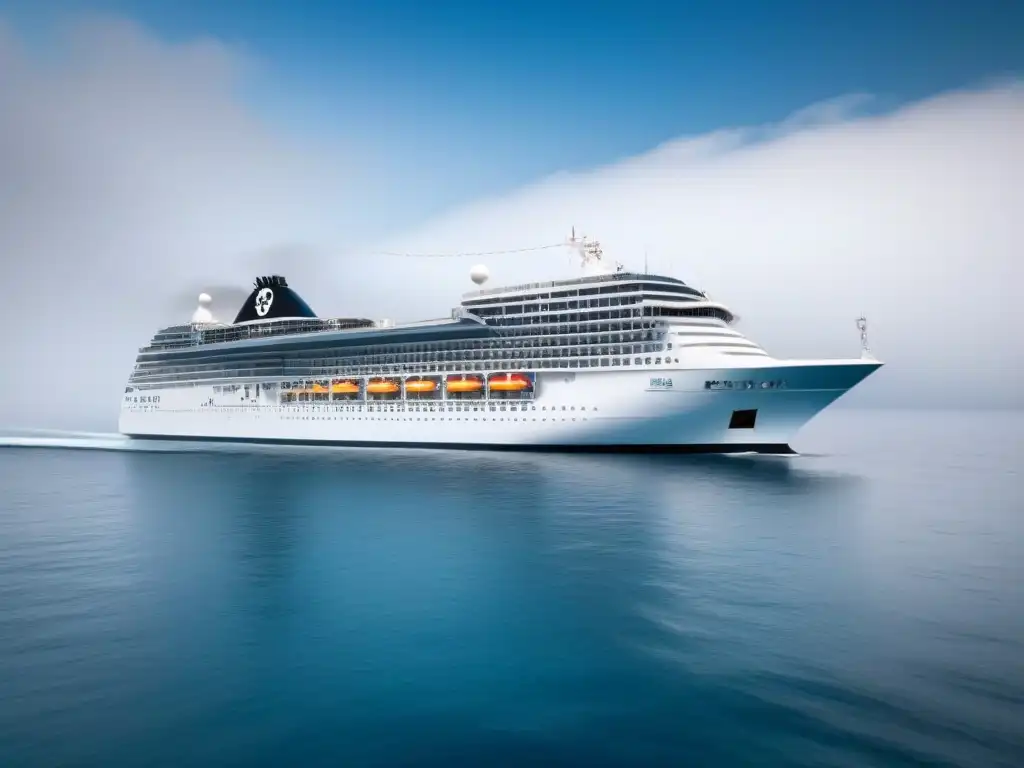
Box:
(1, 409), (1022, 767)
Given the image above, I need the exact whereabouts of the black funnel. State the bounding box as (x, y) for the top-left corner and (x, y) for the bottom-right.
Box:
(232, 276), (317, 324)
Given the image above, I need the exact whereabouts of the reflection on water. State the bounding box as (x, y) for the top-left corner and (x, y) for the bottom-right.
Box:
(1, 410), (1022, 767)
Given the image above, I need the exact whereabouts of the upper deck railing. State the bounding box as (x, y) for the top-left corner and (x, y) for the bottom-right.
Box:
(460, 271), (688, 300)
(143, 317), (376, 352)
(142, 314), (485, 354)
(202, 317), (376, 344)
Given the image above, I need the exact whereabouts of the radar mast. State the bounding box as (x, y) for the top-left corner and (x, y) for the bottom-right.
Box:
(566, 227), (614, 276)
(856, 316), (875, 360)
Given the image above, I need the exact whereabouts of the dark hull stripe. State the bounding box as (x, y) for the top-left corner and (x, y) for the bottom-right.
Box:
(123, 434), (797, 455)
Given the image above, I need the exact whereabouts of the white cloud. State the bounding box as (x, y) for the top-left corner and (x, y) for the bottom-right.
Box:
(0, 16), (368, 429)
(365, 82), (1024, 409)
(1, 16), (1021, 432)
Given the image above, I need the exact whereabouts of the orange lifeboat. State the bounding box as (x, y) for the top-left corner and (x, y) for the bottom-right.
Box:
(312, 381), (329, 394)
(405, 379), (437, 394)
(488, 373), (532, 392)
(331, 379), (360, 395)
(366, 378), (400, 395)
(445, 375), (484, 393)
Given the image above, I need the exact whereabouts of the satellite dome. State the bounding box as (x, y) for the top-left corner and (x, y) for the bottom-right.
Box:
(469, 264), (490, 285)
(192, 292), (214, 324)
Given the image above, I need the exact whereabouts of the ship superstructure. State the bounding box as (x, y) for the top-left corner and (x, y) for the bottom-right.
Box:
(119, 236), (881, 452)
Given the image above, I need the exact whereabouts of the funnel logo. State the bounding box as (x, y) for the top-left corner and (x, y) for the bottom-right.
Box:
(255, 288), (274, 317)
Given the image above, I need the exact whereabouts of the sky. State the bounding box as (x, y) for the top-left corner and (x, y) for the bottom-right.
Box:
(0, 1), (1022, 429)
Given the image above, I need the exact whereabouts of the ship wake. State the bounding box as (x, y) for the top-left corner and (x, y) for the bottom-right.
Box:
(0, 429), (194, 453)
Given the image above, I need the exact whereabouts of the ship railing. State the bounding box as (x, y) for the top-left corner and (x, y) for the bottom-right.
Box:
(460, 271), (686, 299)
(144, 315), (470, 352)
(385, 317), (461, 329)
(194, 317), (377, 346)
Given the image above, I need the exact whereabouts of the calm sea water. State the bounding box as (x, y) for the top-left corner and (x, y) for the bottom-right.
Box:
(0, 409), (1021, 767)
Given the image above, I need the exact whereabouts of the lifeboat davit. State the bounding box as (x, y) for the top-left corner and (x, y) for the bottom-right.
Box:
(331, 379), (360, 394)
(487, 372), (532, 392)
(445, 375), (484, 393)
(405, 379), (438, 394)
(366, 379), (400, 395)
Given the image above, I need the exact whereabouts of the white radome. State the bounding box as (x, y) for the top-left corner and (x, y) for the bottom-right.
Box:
(192, 292), (214, 324)
(469, 264), (490, 285)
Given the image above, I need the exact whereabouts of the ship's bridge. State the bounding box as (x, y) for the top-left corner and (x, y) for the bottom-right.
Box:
(459, 272), (735, 327)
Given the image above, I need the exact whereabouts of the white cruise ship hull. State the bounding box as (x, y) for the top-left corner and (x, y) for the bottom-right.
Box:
(119, 360), (881, 453)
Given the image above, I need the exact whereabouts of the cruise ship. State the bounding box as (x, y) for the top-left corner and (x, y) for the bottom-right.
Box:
(118, 235), (881, 453)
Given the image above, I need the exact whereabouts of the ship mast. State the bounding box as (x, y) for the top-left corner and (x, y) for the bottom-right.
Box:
(566, 227), (620, 273)
(856, 316), (874, 360)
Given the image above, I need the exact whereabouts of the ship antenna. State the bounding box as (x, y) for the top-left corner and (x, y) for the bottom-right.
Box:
(856, 316), (874, 360)
(566, 227), (604, 269)
(566, 226), (582, 267)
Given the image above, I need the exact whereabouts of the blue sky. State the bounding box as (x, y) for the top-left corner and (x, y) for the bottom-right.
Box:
(4, 0), (1022, 211)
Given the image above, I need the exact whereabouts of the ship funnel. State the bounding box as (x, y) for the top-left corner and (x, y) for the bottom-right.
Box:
(232, 275), (318, 324)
